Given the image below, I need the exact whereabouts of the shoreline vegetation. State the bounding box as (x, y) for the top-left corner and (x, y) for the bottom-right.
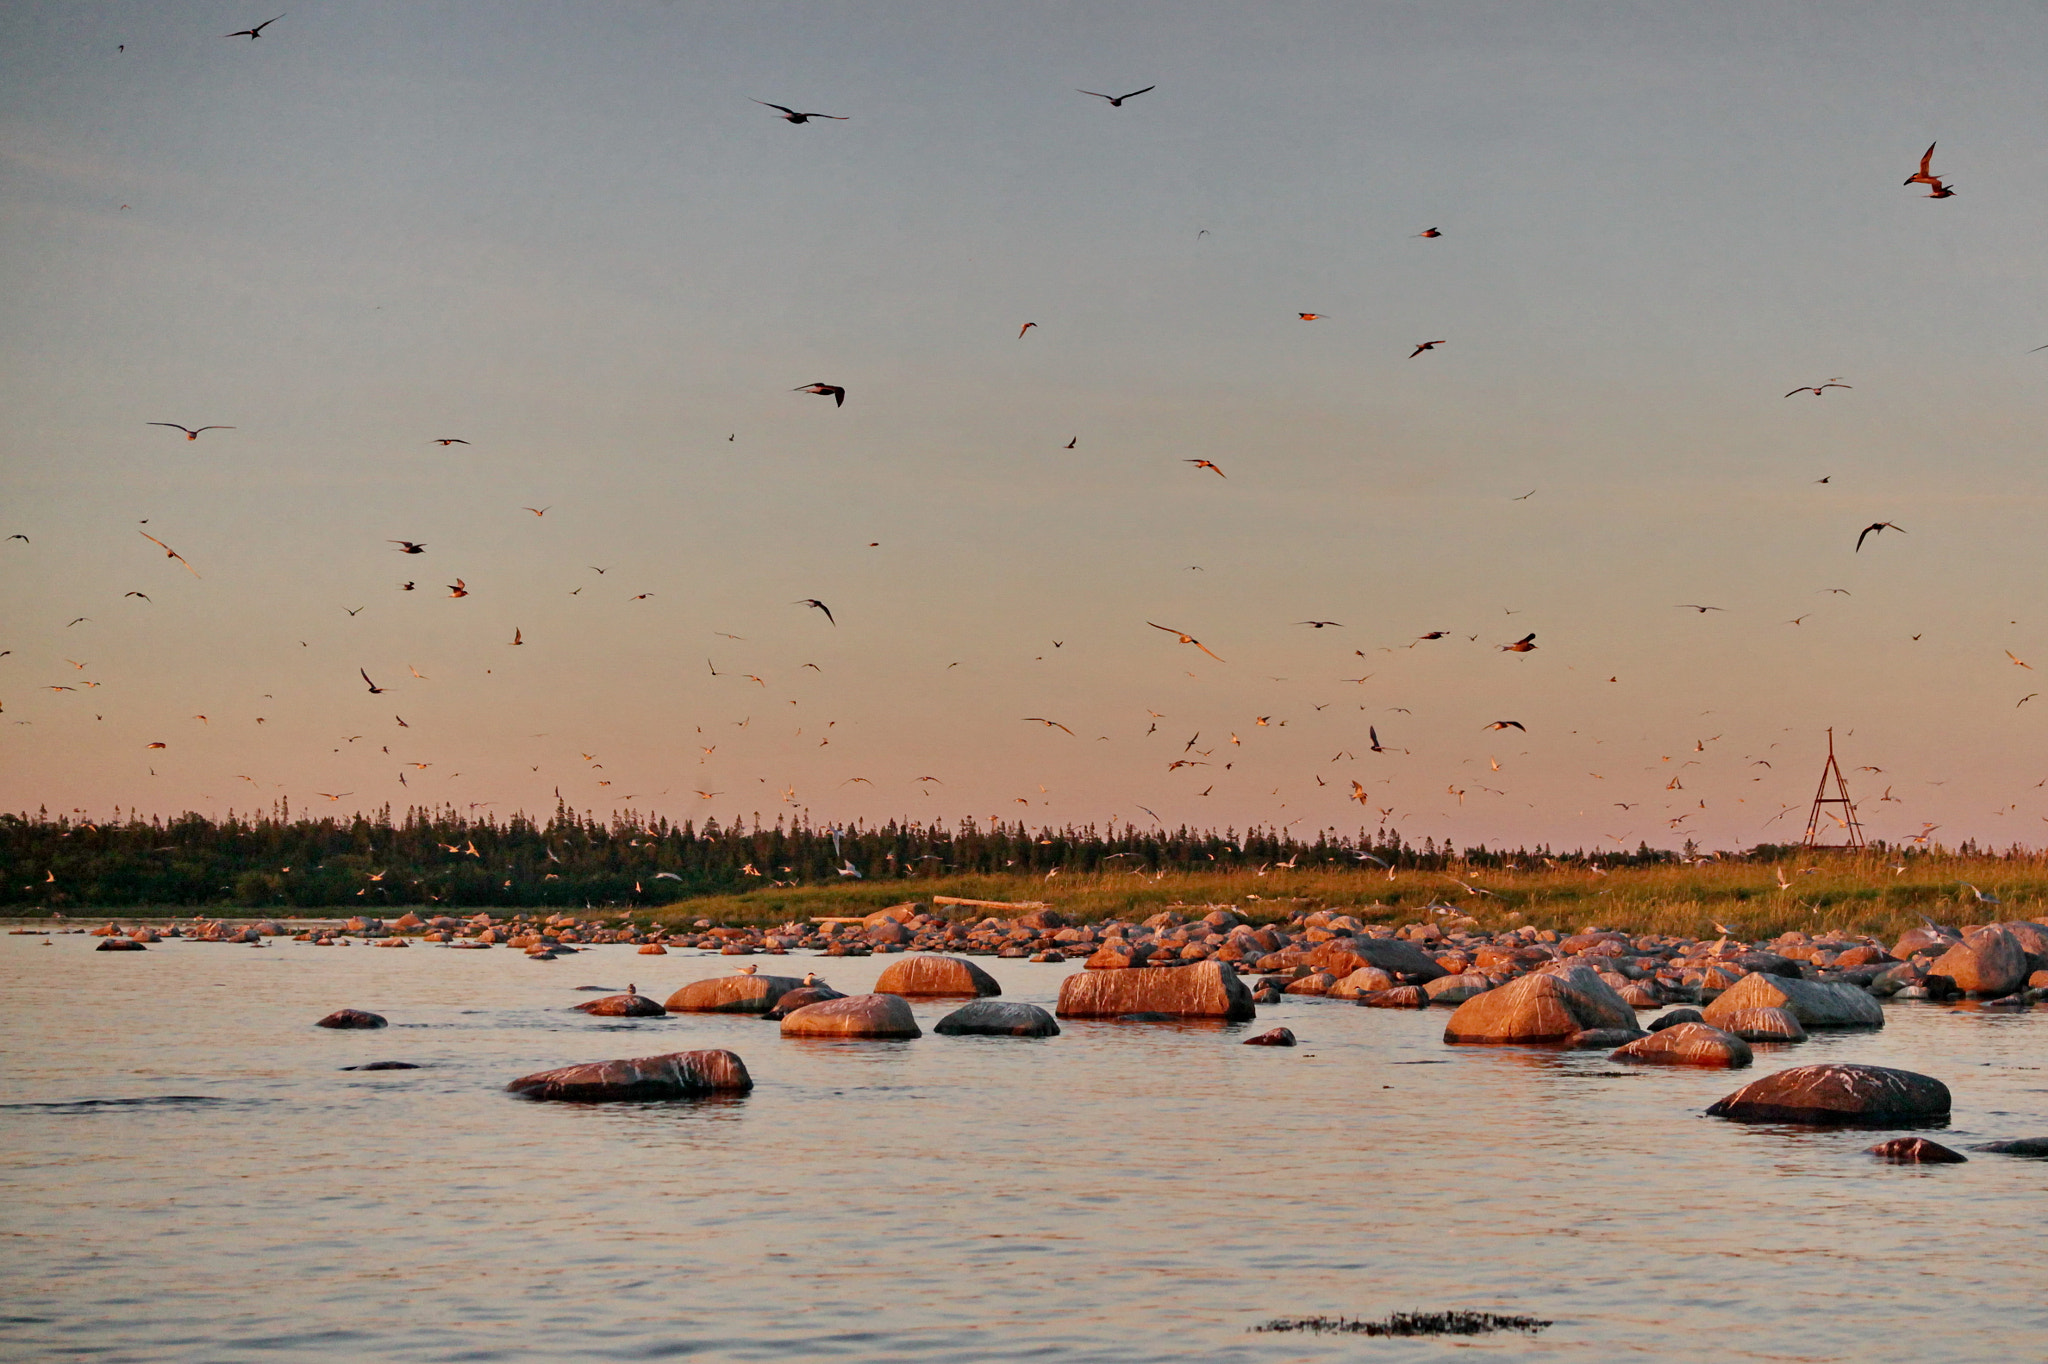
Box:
(6, 807), (2048, 939)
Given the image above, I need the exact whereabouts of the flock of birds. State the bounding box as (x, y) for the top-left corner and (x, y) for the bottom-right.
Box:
(6, 16), (2047, 862)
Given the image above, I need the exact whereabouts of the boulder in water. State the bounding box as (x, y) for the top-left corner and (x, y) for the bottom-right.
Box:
(573, 992), (667, 1017)
(1242, 1027), (1297, 1046)
(1610, 1022), (1752, 1068)
(96, 938), (147, 951)
(873, 954), (1001, 998)
(1705, 1063), (1950, 1126)
(342, 1061), (420, 1071)
(1713, 1005), (1809, 1043)
(1700, 971), (1882, 1030)
(1358, 985), (1429, 1008)
(508, 1048), (752, 1101)
(1327, 966), (1394, 999)
(1868, 1136), (1966, 1163)
(316, 1008), (387, 1029)
(1423, 972), (1491, 1006)
(1566, 1027), (1647, 1049)
(763, 984), (848, 1020)
(1929, 927), (2030, 998)
(1969, 1137), (2048, 1157)
(780, 993), (922, 1038)
(932, 1000), (1060, 1037)
(1648, 1007), (1706, 1032)
(664, 974), (804, 1014)
(1308, 936), (1446, 982)
(1442, 965), (1635, 1044)
(1056, 960), (1255, 1021)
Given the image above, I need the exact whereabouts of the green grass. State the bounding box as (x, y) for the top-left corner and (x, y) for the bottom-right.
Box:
(641, 853), (2048, 940)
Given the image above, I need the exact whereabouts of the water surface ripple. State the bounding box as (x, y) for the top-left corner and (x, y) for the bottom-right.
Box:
(1, 933), (2043, 1362)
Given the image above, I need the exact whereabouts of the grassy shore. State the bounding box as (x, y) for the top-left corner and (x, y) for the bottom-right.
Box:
(641, 853), (2048, 940)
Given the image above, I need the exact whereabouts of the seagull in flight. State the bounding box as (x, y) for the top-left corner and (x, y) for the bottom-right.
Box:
(1675, 604), (1725, 613)
(1184, 459), (1226, 477)
(1785, 381), (1851, 397)
(1297, 620), (1342, 629)
(1147, 621), (1224, 662)
(226, 15), (282, 39)
(752, 100), (847, 124)
(1077, 85), (1155, 107)
(796, 598), (835, 625)
(147, 423), (233, 440)
(139, 531), (199, 577)
(1482, 720), (1526, 731)
(1023, 717), (1075, 735)
(1855, 521), (1904, 552)
(794, 383), (845, 407)
(1408, 340), (1446, 358)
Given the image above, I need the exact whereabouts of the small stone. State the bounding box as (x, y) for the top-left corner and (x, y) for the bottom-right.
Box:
(1242, 1027), (1296, 1046)
(342, 1062), (420, 1071)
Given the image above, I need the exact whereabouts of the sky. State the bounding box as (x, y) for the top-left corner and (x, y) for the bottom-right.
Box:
(3, 1), (2047, 852)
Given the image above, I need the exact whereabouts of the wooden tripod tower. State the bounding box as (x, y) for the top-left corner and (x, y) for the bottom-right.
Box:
(1801, 728), (1865, 850)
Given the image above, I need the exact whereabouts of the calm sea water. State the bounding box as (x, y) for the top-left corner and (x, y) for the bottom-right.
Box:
(1, 929), (2043, 1363)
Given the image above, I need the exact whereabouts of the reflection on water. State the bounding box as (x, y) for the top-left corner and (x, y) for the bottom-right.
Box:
(0, 931), (2043, 1363)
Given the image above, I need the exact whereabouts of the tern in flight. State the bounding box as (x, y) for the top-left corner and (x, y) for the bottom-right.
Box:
(1298, 313), (1326, 321)
(794, 383), (845, 407)
(1903, 142), (1943, 187)
(1482, 720), (1526, 731)
(1854, 522), (1904, 552)
(1078, 85), (1155, 107)
(1184, 459), (1226, 477)
(1408, 340), (1446, 358)
(227, 15), (282, 38)
(1676, 604), (1725, 613)
(447, 579), (468, 597)
(1018, 322), (1037, 337)
(1023, 718), (1075, 735)
(1785, 380), (1851, 397)
(1147, 621), (1224, 662)
(139, 531), (199, 577)
(147, 422), (233, 440)
(1416, 227), (1442, 238)
(1297, 620), (1342, 629)
(1499, 633), (1537, 653)
(431, 438), (469, 445)
(796, 599), (835, 625)
(360, 669), (385, 694)
(752, 100), (847, 124)
(390, 540), (426, 554)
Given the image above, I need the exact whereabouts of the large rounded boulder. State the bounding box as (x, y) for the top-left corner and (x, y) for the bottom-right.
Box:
(1712, 1006), (1808, 1043)
(1056, 960), (1256, 1021)
(1929, 927), (2029, 997)
(507, 1048), (751, 1101)
(1308, 936), (1446, 982)
(763, 984), (847, 1020)
(1442, 964), (1634, 1044)
(664, 973), (805, 1014)
(1610, 1022), (1753, 1068)
(873, 954), (1001, 998)
(932, 1000), (1059, 1037)
(780, 993), (922, 1038)
(1700, 971), (1882, 1030)
(1705, 1063), (1950, 1126)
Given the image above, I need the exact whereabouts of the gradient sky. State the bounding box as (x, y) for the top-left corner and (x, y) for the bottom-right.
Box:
(5, 1), (2048, 852)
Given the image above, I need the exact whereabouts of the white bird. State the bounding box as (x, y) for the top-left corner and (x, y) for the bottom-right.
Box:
(1960, 882), (2001, 905)
(837, 861), (863, 879)
(735, 964), (758, 975)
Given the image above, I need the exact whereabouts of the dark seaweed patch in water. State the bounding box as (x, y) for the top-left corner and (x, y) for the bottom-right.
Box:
(0, 1095), (246, 1113)
(1252, 1310), (1551, 1337)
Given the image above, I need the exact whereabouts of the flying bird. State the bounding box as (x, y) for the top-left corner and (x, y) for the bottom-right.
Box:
(796, 599), (835, 625)
(1854, 522), (1904, 552)
(752, 100), (847, 123)
(431, 438), (469, 446)
(1785, 381), (1851, 397)
(794, 383), (845, 407)
(2007, 650), (2032, 670)
(1499, 633), (1537, 653)
(447, 579), (468, 597)
(1368, 726), (1385, 752)
(1482, 720), (1526, 731)
(147, 423), (232, 440)
(522, 506), (550, 517)
(1064, 438), (1077, 449)
(1018, 322), (1037, 337)
(510, 627), (523, 646)
(1297, 620), (1342, 629)
(226, 15), (282, 39)
(1903, 142), (1942, 187)
(1416, 227), (1441, 238)
(125, 591), (150, 602)
(1023, 718), (1075, 735)
(138, 531), (198, 577)
(1077, 85), (1155, 107)
(1675, 604), (1725, 613)
(1147, 621), (1224, 662)
(360, 669), (385, 694)
(1184, 459), (1226, 477)
(1297, 313), (1325, 321)
(1408, 340), (1446, 358)
(390, 541), (426, 554)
